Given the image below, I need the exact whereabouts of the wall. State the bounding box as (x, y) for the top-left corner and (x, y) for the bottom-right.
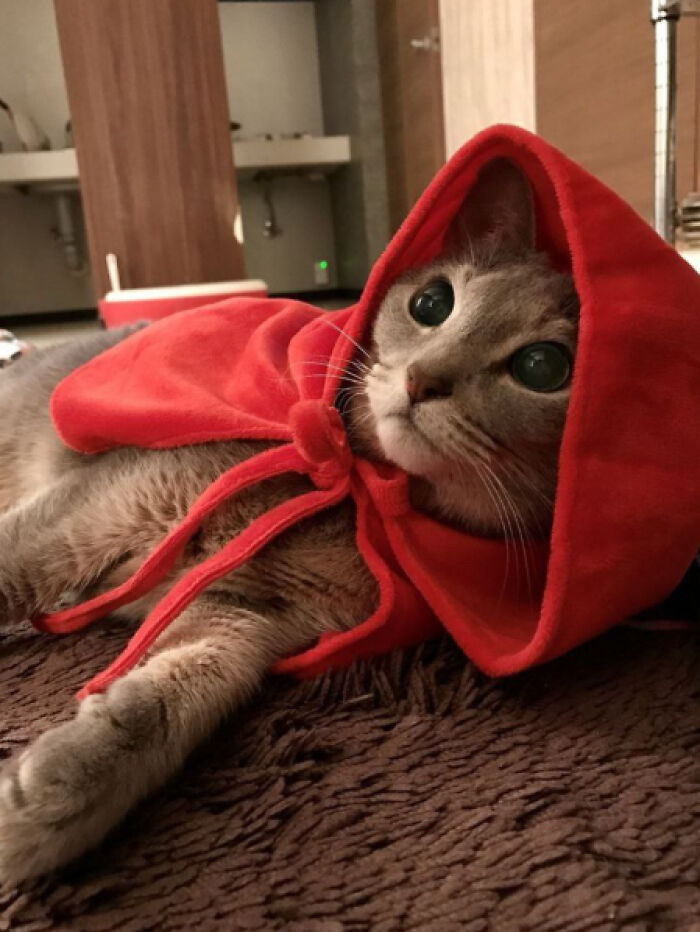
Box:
(0, 0), (93, 316)
(219, 1), (336, 292)
(238, 176), (336, 294)
(439, 0), (536, 158)
(315, 0), (390, 289)
(0, 0), (336, 316)
(219, 1), (323, 138)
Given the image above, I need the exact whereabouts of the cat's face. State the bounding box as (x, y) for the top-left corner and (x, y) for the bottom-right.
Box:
(344, 160), (579, 537)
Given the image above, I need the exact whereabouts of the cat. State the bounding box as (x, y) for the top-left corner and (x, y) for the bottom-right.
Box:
(0, 160), (578, 883)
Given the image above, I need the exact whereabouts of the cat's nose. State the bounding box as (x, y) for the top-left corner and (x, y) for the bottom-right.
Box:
(406, 364), (452, 404)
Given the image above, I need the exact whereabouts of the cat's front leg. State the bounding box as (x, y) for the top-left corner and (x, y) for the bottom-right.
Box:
(0, 595), (319, 884)
(0, 446), (197, 628)
(0, 466), (129, 627)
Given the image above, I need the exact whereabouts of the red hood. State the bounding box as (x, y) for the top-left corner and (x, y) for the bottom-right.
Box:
(45, 125), (700, 697)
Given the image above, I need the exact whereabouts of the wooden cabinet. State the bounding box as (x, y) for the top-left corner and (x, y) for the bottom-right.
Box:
(54, 0), (245, 297)
(535, 0), (699, 224)
(376, 0), (445, 232)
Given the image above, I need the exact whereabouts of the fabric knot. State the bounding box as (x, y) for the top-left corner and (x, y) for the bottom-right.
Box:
(290, 400), (353, 489)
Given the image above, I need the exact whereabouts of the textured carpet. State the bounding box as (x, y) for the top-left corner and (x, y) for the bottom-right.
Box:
(1, 621), (699, 931)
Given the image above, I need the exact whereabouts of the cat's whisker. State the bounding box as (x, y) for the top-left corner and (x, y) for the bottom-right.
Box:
(470, 460), (512, 609)
(500, 464), (552, 545)
(292, 363), (347, 373)
(436, 431), (522, 602)
(344, 413), (377, 441)
(500, 458), (553, 508)
(446, 412), (498, 455)
(337, 379), (369, 404)
(295, 369), (363, 380)
(502, 480), (550, 544)
(295, 366), (362, 379)
(295, 356), (372, 375)
(438, 431), (508, 530)
(296, 374), (367, 388)
(317, 318), (371, 359)
(345, 357), (372, 375)
(495, 457), (554, 542)
(485, 467), (527, 569)
(345, 407), (376, 432)
(444, 417), (494, 462)
(336, 383), (364, 398)
(336, 386), (367, 418)
(482, 462), (535, 605)
(478, 460), (519, 557)
(413, 423), (523, 567)
(440, 420), (545, 596)
(493, 483), (529, 601)
(465, 235), (479, 271)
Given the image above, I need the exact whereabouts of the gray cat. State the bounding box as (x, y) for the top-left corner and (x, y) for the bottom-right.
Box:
(0, 160), (578, 883)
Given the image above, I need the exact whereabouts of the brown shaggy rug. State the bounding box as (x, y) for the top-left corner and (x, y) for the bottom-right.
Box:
(1, 620), (699, 931)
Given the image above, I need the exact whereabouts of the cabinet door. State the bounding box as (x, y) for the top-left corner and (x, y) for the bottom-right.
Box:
(377, 0), (445, 232)
(54, 0), (245, 297)
(535, 0), (699, 224)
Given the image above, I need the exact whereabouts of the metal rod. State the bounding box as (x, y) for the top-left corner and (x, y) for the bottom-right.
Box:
(652, 1), (680, 242)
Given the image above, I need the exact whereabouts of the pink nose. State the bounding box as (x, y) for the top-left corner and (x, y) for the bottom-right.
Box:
(406, 364), (452, 404)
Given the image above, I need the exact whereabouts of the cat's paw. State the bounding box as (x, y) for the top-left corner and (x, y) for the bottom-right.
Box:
(0, 750), (70, 884)
(0, 688), (157, 884)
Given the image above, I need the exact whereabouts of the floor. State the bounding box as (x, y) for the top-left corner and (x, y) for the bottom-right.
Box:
(12, 319), (101, 349)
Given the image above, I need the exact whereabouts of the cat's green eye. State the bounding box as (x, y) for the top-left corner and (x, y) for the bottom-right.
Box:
(510, 342), (572, 393)
(409, 279), (454, 327)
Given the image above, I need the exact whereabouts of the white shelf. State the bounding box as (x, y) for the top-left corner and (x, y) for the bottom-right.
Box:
(234, 135), (351, 177)
(0, 148), (77, 186)
(0, 136), (351, 191)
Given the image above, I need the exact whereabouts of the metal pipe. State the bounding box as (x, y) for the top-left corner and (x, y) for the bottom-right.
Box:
(651, 1), (681, 242)
(53, 192), (87, 275)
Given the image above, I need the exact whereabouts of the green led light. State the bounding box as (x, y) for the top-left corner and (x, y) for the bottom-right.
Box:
(319, 260), (329, 270)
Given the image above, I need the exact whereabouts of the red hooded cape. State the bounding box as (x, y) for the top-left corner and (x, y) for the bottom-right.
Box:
(40, 125), (700, 699)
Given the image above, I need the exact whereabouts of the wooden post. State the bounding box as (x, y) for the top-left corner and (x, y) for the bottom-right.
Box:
(54, 0), (245, 297)
(439, 0), (536, 159)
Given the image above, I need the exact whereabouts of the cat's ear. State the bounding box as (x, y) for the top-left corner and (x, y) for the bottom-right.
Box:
(443, 158), (535, 257)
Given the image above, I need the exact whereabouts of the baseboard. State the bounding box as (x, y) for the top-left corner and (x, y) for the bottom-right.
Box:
(1, 308), (99, 328)
(269, 288), (362, 303)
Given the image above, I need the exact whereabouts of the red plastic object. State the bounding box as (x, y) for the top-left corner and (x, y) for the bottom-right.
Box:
(98, 280), (268, 328)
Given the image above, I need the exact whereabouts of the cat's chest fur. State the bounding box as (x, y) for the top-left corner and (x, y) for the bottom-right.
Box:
(75, 440), (379, 637)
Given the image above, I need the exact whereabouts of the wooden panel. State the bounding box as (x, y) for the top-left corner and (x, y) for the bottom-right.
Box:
(376, 0), (445, 231)
(535, 0), (698, 224)
(54, 0), (245, 297)
(439, 0), (536, 158)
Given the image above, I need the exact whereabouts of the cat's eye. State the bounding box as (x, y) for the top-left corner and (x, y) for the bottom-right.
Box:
(510, 342), (572, 393)
(409, 279), (454, 327)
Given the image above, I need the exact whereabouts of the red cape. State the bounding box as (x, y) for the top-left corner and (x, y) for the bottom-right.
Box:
(42, 125), (700, 698)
